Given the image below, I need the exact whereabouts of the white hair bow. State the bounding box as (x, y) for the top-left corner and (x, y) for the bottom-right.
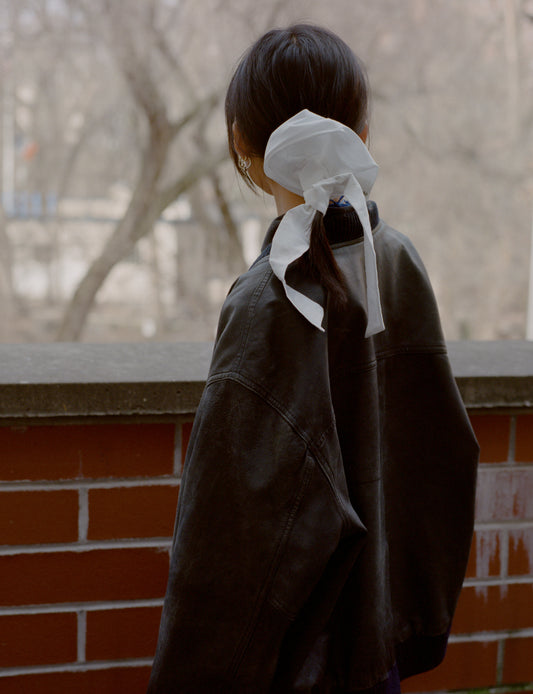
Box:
(263, 109), (385, 337)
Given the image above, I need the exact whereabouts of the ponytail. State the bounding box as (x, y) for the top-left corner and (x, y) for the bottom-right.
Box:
(306, 211), (348, 308)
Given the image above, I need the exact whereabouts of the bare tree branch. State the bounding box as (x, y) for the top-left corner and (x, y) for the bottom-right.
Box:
(157, 145), (229, 210)
(56, 144), (229, 341)
(148, 21), (197, 100)
(169, 89), (222, 138)
(112, 34), (169, 132)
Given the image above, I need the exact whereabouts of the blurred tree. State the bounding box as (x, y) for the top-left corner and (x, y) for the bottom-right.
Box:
(1, 0), (531, 341)
(0, 206), (15, 338)
(56, 0), (224, 339)
(56, 0), (289, 339)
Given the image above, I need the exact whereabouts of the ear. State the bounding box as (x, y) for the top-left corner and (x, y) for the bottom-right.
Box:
(359, 122), (369, 144)
(232, 121), (248, 158)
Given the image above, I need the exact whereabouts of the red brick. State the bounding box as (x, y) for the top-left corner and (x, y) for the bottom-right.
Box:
(516, 416), (533, 462)
(88, 485), (178, 540)
(402, 640), (498, 691)
(509, 527), (533, 575)
(465, 530), (500, 578)
(0, 490), (78, 545)
(452, 584), (533, 633)
(86, 606), (162, 660)
(0, 612), (77, 667)
(0, 666), (151, 694)
(0, 548), (169, 606)
(503, 636), (533, 682)
(181, 421), (193, 473)
(475, 468), (533, 521)
(0, 426), (78, 480)
(470, 414), (511, 463)
(0, 423), (175, 481)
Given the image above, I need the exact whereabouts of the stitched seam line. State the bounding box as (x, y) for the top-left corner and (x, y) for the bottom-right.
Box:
(234, 266), (272, 373)
(228, 452), (314, 678)
(375, 343), (447, 360)
(206, 373), (348, 527)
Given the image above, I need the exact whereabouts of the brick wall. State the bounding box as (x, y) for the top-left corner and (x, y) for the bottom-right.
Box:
(0, 420), (191, 693)
(404, 413), (533, 693)
(0, 406), (532, 691)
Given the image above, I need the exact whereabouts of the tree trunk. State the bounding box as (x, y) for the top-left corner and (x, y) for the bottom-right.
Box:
(56, 145), (228, 341)
(149, 227), (166, 334)
(0, 211), (15, 339)
(210, 173), (246, 275)
(56, 183), (165, 341)
(503, 0), (521, 141)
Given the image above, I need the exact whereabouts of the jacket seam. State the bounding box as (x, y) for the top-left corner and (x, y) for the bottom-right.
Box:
(228, 449), (315, 679)
(233, 265), (273, 374)
(206, 371), (350, 526)
(375, 343), (447, 360)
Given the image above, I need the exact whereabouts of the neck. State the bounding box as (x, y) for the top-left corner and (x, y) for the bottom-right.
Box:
(268, 179), (305, 215)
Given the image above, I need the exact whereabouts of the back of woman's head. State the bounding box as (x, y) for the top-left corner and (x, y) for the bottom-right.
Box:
(225, 24), (370, 184)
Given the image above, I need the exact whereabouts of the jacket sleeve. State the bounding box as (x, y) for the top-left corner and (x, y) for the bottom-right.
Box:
(147, 376), (364, 694)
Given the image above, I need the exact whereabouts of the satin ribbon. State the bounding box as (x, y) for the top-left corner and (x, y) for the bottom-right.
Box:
(264, 109), (385, 337)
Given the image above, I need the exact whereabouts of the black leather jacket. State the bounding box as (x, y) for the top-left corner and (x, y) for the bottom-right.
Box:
(148, 204), (479, 693)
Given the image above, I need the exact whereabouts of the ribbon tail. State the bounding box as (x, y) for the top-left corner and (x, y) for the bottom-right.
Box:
(270, 204), (326, 331)
(284, 284), (325, 331)
(345, 177), (385, 337)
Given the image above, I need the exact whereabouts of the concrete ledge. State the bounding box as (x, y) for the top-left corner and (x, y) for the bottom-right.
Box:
(0, 340), (531, 420)
(0, 342), (213, 420)
(447, 341), (533, 410)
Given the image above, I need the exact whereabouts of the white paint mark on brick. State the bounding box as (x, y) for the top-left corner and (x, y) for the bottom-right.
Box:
(475, 529), (500, 579)
(510, 527), (533, 574)
(476, 467), (533, 521)
(474, 584), (489, 599)
(499, 530), (509, 599)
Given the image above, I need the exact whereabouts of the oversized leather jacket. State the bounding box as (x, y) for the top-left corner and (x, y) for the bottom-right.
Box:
(147, 204), (479, 693)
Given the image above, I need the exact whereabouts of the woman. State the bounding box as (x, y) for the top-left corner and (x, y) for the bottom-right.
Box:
(147, 24), (478, 694)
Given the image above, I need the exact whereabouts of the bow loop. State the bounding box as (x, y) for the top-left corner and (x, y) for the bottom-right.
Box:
(264, 109), (385, 336)
(303, 172), (353, 214)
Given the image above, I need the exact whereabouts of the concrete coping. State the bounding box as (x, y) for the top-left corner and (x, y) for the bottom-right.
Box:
(0, 340), (531, 421)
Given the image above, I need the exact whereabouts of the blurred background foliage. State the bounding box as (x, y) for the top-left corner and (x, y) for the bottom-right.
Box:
(0, 0), (531, 342)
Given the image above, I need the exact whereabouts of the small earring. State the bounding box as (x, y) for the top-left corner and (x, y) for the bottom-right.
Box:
(238, 156), (251, 173)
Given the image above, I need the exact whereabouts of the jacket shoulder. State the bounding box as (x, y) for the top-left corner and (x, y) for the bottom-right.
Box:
(211, 256), (326, 377)
(208, 255), (335, 451)
(373, 221), (446, 349)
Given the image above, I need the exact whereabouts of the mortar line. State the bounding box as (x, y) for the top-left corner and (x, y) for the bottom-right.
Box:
(462, 575), (533, 587)
(508, 415), (517, 463)
(78, 488), (88, 542)
(449, 627), (533, 642)
(474, 520), (533, 531)
(0, 477), (179, 492)
(496, 638), (505, 686)
(0, 538), (172, 555)
(0, 598), (164, 616)
(0, 657), (154, 678)
(77, 610), (86, 663)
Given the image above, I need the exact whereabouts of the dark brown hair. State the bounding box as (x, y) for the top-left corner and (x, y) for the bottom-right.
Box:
(225, 24), (370, 307)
